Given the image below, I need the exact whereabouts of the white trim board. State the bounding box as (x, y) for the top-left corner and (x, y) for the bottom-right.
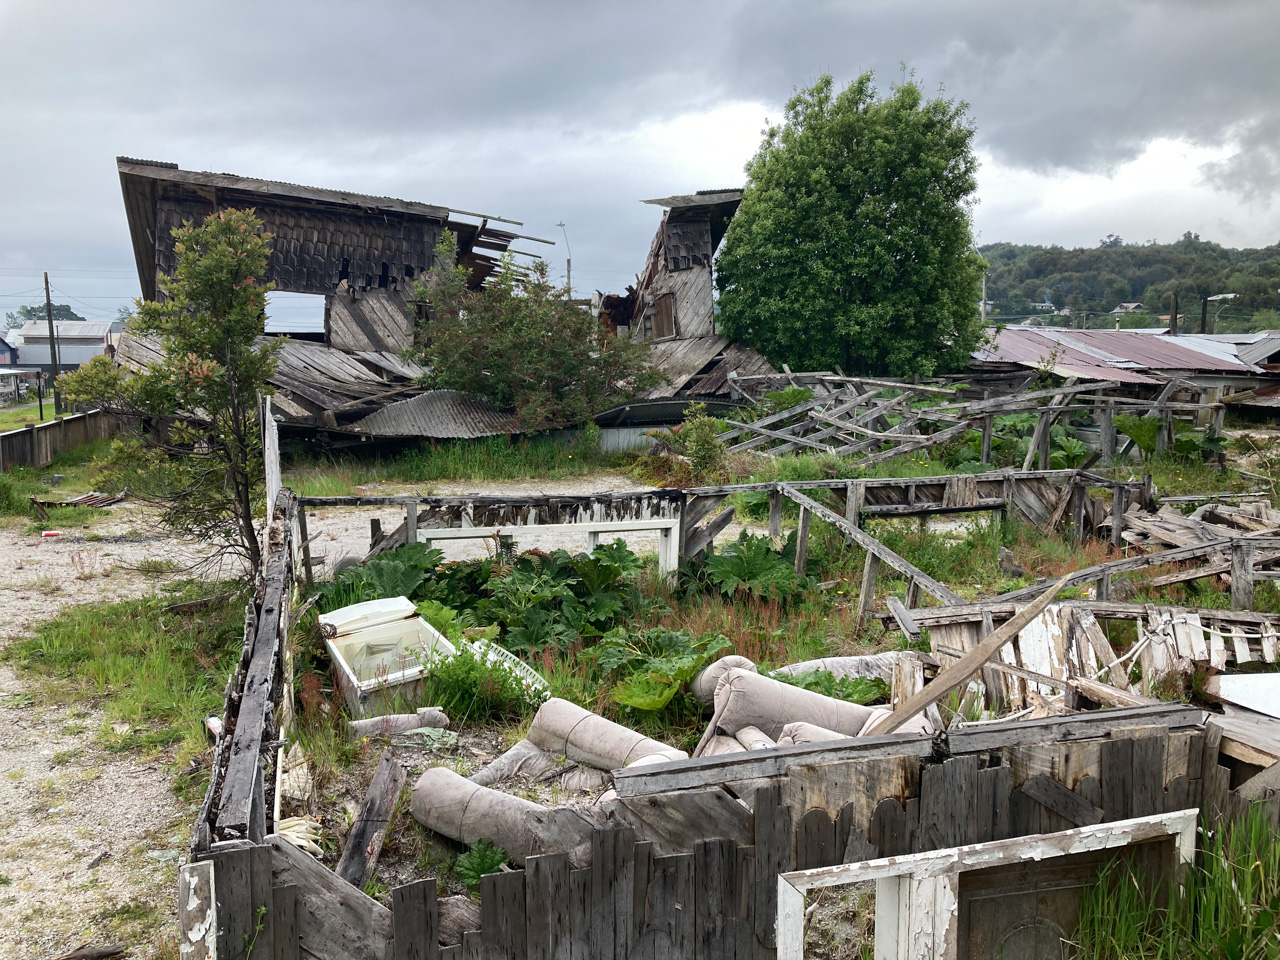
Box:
(776, 809), (1198, 960)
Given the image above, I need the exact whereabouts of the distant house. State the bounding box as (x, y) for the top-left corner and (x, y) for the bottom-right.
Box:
(15, 321), (113, 372)
(0, 335), (15, 365)
(1111, 302), (1144, 315)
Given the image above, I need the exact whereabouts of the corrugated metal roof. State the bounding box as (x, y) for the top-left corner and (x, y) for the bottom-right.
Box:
(975, 326), (1258, 381)
(349, 390), (514, 439)
(18, 321), (113, 339)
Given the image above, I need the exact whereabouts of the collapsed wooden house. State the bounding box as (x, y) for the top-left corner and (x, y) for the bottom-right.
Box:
(594, 190), (774, 411)
(116, 158), (548, 440)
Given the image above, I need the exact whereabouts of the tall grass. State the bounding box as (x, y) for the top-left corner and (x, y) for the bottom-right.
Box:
(1073, 810), (1280, 958)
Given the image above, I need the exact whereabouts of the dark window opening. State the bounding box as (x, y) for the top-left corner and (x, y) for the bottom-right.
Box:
(338, 257), (350, 282)
(405, 264), (415, 279)
(378, 262), (390, 289)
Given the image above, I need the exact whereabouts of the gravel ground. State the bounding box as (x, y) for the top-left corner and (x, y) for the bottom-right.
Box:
(0, 502), (215, 960)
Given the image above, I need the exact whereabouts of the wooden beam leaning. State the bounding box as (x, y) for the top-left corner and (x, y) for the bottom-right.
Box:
(216, 489), (295, 840)
(776, 484), (964, 604)
(864, 574), (1071, 736)
(336, 749), (407, 889)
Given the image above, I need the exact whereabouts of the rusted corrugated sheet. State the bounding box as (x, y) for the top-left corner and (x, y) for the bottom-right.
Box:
(349, 389), (514, 438)
(975, 326), (1257, 381)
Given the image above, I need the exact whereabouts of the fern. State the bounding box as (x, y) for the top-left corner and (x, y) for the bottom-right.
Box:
(454, 840), (508, 893)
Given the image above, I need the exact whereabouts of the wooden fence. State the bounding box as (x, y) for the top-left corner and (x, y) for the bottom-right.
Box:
(0, 409), (122, 470)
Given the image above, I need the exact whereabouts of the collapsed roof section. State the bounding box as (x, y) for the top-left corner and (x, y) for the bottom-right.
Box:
(598, 188), (775, 403)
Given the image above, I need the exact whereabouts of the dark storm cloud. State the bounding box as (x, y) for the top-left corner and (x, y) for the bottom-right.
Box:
(0, 0), (1276, 310)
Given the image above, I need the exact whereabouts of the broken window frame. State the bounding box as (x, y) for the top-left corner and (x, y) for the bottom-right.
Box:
(775, 808), (1197, 960)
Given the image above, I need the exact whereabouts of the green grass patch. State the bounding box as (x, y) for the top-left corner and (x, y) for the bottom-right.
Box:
(1, 582), (247, 777)
(0, 402), (57, 431)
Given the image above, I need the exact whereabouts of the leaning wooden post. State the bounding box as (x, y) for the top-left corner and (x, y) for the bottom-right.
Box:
(1097, 572), (1111, 602)
(794, 507), (812, 575)
(903, 577), (921, 610)
(1070, 482), (1087, 545)
(1111, 486), (1126, 548)
(1037, 413), (1051, 470)
(1232, 539), (1255, 611)
(980, 414), (994, 465)
(1100, 402), (1116, 464)
(853, 553), (880, 635)
(405, 500), (417, 545)
(1154, 406), (1168, 456)
(298, 507), (314, 585)
(768, 489), (783, 539)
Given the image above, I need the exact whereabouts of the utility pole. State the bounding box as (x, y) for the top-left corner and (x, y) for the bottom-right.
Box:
(1169, 291), (1179, 336)
(557, 221), (572, 300)
(1200, 297), (1209, 335)
(980, 272), (987, 324)
(44, 272), (62, 414)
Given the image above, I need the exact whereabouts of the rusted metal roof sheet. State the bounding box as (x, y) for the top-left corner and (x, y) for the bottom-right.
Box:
(349, 390), (514, 439)
(976, 326), (1259, 382)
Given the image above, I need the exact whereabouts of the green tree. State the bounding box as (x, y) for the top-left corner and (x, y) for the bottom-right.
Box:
(5, 303), (88, 329)
(409, 232), (661, 431)
(715, 74), (986, 377)
(61, 209), (278, 568)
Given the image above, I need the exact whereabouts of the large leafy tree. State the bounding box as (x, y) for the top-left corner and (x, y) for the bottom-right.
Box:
(409, 232), (660, 431)
(61, 209), (278, 568)
(716, 74), (986, 377)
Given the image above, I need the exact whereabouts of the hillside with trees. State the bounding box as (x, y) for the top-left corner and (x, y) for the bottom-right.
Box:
(981, 232), (1280, 332)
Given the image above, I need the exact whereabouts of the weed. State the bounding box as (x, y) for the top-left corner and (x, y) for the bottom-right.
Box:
(51, 749), (82, 766)
(454, 840), (508, 893)
(136, 557), (181, 578)
(2, 582), (246, 776)
(597, 627), (731, 711)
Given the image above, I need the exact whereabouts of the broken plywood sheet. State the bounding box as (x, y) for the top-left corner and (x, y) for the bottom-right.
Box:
(1206, 675), (1280, 721)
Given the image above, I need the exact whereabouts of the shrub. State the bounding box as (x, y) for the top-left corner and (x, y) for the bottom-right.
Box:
(769, 669), (889, 705)
(421, 642), (537, 724)
(704, 533), (810, 603)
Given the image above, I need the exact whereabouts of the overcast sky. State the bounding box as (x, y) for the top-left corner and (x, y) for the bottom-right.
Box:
(1, 0), (1277, 326)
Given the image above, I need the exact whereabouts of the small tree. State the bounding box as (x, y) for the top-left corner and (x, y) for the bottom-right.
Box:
(5, 303), (87, 329)
(715, 74), (986, 378)
(408, 232), (661, 431)
(61, 208), (278, 569)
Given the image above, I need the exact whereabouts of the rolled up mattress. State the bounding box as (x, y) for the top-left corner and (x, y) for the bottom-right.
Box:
(708, 668), (876, 742)
(526, 698), (687, 770)
(690, 655), (757, 703)
(411, 767), (547, 863)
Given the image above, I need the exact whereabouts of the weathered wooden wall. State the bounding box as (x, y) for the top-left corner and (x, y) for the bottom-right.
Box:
(0, 409), (122, 471)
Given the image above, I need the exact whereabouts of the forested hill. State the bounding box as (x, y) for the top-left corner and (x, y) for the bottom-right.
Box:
(979, 232), (1280, 332)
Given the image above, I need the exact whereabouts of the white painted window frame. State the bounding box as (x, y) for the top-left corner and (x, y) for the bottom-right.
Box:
(776, 808), (1198, 960)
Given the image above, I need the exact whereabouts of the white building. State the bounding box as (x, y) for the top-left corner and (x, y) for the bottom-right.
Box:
(15, 321), (114, 372)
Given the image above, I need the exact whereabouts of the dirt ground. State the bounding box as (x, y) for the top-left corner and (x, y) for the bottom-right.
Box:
(0, 502), (215, 960)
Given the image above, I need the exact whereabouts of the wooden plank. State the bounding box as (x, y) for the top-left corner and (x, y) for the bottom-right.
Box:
(251, 845), (275, 960)
(1100, 737), (1135, 822)
(481, 871), (526, 960)
(646, 854), (693, 960)
(265, 835), (393, 960)
(611, 788), (753, 855)
(752, 783), (790, 949)
(886, 597), (920, 644)
(590, 828), (635, 960)
(795, 808), (836, 870)
(1019, 774), (1103, 826)
(694, 839), (737, 960)
(865, 574), (1071, 735)
(1233, 539), (1256, 610)
(793, 507), (811, 576)
(212, 845), (252, 960)
(178, 860), (218, 960)
(777, 485), (963, 604)
(525, 854), (571, 960)
(568, 869), (591, 960)
(612, 704), (1202, 798)
(853, 552), (880, 635)
(337, 749), (407, 888)
(272, 883), (299, 960)
(393, 880), (439, 960)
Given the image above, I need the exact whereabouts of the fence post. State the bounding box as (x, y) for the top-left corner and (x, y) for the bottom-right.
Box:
(768, 489), (782, 539)
(980, 414), (993, 465)
(1037, 414), (1051, 470)
(1100, 403), (1116, 463)
(845, 480), (865, 529)
(854, 553), (880, 635)
(1232, 539), (1255, 611)
(794, 507), (811, 576)
(298, 508), (314, 585)
(406, 501), (418, 545)
(392, 879), (440, 960)
(1111, 486), (1126, 548)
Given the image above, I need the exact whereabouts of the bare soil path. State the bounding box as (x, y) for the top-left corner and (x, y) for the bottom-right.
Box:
(0, 503), (214, 960)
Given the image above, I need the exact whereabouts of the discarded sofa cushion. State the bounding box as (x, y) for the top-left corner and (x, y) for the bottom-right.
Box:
(690, 655), (758, 703)
(527, 697), (687, 770)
